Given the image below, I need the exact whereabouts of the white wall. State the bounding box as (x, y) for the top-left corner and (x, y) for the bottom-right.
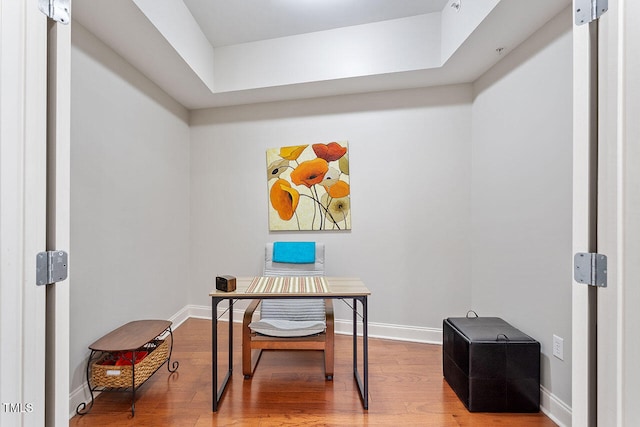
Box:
(69, 22), (191, 397)
(189, 85), (473, 328)
(440, 0), (499, 63)
(213, 14), (441, 92)
(471, 7), (573, 411)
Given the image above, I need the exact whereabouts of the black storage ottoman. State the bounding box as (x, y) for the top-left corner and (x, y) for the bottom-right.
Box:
(442, 316), (540, 412)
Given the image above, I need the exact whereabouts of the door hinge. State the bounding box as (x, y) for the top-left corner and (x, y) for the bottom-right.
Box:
(38, 0), (70, 24)
(36, 251), (68, 286)
(574, 252), (607, 287)
(575, 0), (608, 25)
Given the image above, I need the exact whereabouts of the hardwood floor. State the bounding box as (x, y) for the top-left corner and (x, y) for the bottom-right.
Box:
(70, 318), (558, 426)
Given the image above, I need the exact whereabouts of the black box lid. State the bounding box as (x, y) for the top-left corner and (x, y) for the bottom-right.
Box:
(447, 317), (536, 342)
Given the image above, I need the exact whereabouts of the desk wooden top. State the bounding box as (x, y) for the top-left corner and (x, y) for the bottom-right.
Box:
(210, 276), (370, 298)
(89, 320), (171, 352)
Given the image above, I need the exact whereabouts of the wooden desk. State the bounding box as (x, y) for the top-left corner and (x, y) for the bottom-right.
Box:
(210, 277), (371, 412)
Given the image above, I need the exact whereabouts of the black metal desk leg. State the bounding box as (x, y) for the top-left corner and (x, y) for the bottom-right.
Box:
(228, 301), (233, 373)
(212, 297), (219, 412)
(353, 297), (358, 378)
(362, 296), (369, 409)
(352, 296), (369, 410)
(212, 297), (233, 412)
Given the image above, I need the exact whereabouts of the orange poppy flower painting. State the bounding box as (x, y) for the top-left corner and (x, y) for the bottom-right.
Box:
(267, 141), (351, 231)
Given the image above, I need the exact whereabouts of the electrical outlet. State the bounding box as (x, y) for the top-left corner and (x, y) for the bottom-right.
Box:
(553, 335), (564, 360)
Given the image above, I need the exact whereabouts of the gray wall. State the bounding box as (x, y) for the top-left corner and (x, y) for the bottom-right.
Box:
(69, 23), (191, 393)
(470, 9), (573, 405)
(189, 85), (474, 327)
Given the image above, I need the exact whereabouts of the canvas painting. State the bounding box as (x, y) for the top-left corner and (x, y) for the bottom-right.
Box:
(266, 141), (351, 231)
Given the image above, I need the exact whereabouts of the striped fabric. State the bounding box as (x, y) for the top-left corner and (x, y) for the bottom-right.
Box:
(259, 300), (327, 323)
(247, 276), (329, 294)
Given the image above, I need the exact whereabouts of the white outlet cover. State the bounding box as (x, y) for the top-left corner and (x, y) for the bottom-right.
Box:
(553, 335), (564, 360)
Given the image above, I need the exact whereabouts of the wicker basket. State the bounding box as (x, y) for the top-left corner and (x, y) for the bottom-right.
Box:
(91, 339), (169, 389)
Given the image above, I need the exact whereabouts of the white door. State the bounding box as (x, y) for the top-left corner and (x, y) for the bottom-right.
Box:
(617, 2), (640, 422)
(595, 0), (640, 425)
(0, 1), (71, 426)
(0, 1), (48, 426)
(45, 14), (72, 427)
(573, 0), (640, 425)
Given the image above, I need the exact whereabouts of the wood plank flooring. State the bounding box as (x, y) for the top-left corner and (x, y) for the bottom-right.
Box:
(69, 318), (558, 426)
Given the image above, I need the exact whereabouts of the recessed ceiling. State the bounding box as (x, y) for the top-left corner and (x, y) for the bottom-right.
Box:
(71, 0), (571, 109)
(182, 0), (449, 47)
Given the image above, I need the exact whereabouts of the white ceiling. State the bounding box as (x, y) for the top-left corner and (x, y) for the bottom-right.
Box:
(182, 0), (449, 47)
(71, 0), (571, 110)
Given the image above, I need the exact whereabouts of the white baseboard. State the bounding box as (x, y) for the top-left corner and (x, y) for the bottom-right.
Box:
(540, 385), (572, 427)
(69, 382), (90, 420)
(186, 304), (214, 320)
(334, 319), (443, 344)
(168, 304), (193, 328)
(70, 304), (572, 425)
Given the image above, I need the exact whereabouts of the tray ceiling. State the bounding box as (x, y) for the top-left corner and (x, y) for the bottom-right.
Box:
(72, 0), (570, 109)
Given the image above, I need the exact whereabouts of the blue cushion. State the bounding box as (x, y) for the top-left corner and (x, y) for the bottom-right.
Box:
(272, 242), (315, 264)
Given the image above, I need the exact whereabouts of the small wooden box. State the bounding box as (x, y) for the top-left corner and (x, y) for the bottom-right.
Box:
(216, 275), (236, 292)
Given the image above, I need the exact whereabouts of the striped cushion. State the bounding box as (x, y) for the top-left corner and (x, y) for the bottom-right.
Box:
(260, 299), (326, 321)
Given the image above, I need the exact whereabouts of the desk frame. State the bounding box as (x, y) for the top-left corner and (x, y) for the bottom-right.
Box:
(210, 282), (369, 412)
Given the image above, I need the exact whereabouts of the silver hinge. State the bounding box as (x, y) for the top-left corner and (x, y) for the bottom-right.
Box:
(575, 0), (608, 25)
(36, 251), (68, 286)
(38, 0), (71, 24)
(574, 252), (607, 287)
